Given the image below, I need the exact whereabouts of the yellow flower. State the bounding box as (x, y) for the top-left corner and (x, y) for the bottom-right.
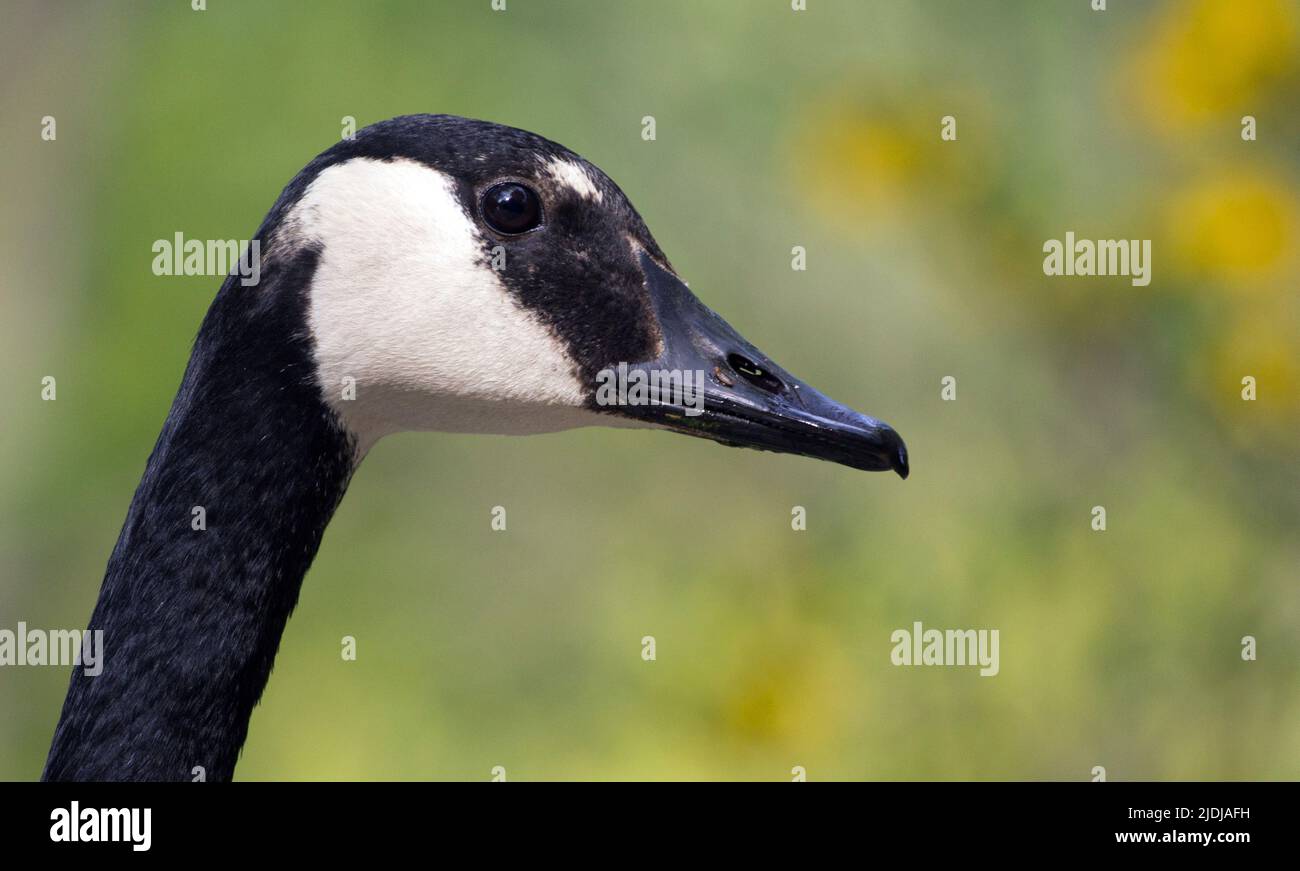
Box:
(789, 87), (990, 228)
(1164, 168), (1298, 286)
(1133, 0), (1298, 129)
(1199, 300), (1300, 444)
(720, 629), (852, 745)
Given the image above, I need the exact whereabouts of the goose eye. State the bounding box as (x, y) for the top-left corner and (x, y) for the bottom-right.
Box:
(481, 182), (542, 235)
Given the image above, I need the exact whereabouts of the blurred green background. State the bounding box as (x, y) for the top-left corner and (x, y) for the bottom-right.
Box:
(2, 0), (1297, 780)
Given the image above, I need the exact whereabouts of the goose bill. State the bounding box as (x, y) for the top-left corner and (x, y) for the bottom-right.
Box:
(602, 254), (909, 478)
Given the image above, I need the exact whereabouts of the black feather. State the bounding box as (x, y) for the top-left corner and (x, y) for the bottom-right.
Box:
(44, 114), (666, 781)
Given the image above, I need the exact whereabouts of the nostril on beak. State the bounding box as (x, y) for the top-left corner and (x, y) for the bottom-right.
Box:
(727, 353), (783, 393)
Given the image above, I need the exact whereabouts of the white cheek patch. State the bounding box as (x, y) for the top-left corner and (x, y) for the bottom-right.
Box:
(543, 156), (604, 203)
(291, 157), (602, 447)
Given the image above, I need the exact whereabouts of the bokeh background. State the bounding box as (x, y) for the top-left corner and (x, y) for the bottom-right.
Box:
(1, 0), (1297, 780)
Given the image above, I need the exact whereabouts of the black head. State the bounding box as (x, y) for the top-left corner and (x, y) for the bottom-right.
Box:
(261, 114), (907, 475)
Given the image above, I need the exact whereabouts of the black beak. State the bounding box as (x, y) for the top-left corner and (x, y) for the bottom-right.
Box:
(600, 253), (909, 478)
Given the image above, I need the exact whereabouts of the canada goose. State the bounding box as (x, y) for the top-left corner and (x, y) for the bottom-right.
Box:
(43, 115), (907, 781)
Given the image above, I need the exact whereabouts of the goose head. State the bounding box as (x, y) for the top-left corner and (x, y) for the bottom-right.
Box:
(275, 115), (908, 477)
